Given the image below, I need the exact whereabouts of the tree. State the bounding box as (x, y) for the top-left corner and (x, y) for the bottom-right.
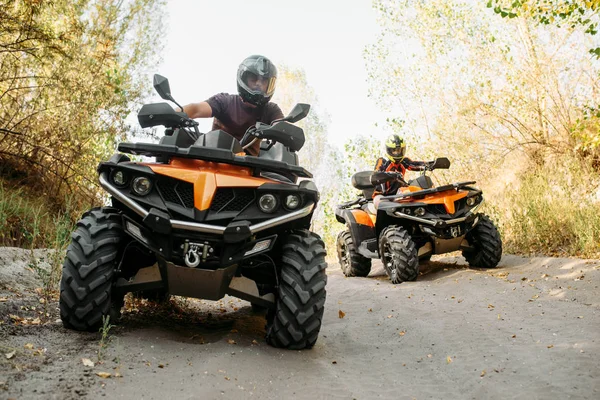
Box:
(0, 0), (166, 209)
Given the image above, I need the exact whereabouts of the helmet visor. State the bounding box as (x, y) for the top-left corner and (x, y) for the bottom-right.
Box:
(389, 145), (406, 158)
(239, 70), (276, 97)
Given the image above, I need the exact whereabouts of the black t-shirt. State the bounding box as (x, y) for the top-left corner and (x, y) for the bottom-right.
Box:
(206, 93), (284, 156)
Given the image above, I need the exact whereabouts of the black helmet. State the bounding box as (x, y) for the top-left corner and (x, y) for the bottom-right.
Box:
(237, 55), (277, 106)
(385, 134), (406, 162)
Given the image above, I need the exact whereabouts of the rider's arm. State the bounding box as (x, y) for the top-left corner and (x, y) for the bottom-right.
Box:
(178, 102), (213, 118)
(403, 157), (426, 171)
(374, 157), (386, 171)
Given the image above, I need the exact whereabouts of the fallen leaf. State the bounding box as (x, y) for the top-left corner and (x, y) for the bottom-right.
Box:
(30, 318), (41, 325)
(23, 343), (34, 350)
(387, 315), (393, 318)
(96, 372), (111, 378)
(457, 299), (463, 303)
(541, 274), (549, 279)
(115, 373), (122, 378)
(547, 345), (554, 349)
(487, 304), (495, 309)
(224, 377), (230, 381)
(447, 356), (453, 364)
(0, 297), (8, 302)
(481, 370), (486, 377)
(5, 351), (15, 359)
(511, 334), (516, 338)
(251, 340), (259, 345)
(227, 339), (237, 345)
(82, 358), (95, 367)
(398, 331), (406, 336)
(531, 294), (539, 299)
(338, 310), (345, 319)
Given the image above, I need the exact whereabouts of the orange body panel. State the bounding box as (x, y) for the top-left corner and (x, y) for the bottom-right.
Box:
(399, 186), (468, 214)
(143, 158), (272, 211)
(350, 209), (374, 227)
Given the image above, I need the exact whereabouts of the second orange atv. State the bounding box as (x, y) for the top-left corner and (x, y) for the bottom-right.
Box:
(335, 158), (502, 283)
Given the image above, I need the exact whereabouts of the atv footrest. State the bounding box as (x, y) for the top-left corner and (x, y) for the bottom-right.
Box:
(357, 239), (379, 259)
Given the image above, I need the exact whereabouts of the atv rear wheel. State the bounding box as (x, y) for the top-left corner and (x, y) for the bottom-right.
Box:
(337, 230), (371, 277)
(462, 214), (502, 268)
(266, 230), (327, 349)
(379, 226), (419, 284)
(59, 207), (125, 331)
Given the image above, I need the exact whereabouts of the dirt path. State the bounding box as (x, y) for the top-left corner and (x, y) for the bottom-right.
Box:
(1, 248), (599, 399)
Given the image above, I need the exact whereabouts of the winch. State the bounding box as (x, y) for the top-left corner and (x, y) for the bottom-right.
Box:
(183, 240), (213, 267)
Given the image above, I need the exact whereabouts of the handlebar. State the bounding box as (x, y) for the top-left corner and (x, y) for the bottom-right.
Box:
(338, 197), (369, 209)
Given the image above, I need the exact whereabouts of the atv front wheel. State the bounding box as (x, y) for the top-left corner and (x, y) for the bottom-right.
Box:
(266, 230), (327, 349)
(462, 214), (502, 268)
(59, 207), (125, 331)
(337, 230), (371, 277)
(379, 226), (419, 284)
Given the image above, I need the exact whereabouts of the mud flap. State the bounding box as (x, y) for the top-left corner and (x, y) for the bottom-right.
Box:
(340, 209), (376, 253)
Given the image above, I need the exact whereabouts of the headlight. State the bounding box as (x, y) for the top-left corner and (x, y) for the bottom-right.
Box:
(111, 170), (127, 187)
(284, 194), (301, 210)
(132, 176), (152, 196)
(414, 207), (426, 216)
(466, 196), (477, 206)
(258, 194), (278, 213)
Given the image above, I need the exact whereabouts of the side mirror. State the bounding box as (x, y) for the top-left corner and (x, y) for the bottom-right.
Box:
(153, 74), (172, 101)
(281, 103), (310, 123)
(370, 172), (395, 186)
(431, 157), (450, 170)
(153, 74), (184, 113)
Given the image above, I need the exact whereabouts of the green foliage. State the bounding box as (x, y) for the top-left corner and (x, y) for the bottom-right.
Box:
(488, 0), (600, 55)
(0, 0), (166, 210)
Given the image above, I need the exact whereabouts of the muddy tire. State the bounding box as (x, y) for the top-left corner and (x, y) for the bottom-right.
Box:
(462, 214), (502, 268)
(266, 230), (327, 349)
(59, 207), (125, 331)
(337, 230), (371, 277)
(379, 226), (419, 284)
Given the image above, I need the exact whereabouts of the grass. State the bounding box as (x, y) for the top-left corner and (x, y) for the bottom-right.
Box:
(0, 180), (83, 294)
(97, 315), (114, 362)
(486, 160), (600, 258)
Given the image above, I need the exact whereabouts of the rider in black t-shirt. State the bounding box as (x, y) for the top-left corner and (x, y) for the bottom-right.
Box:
(179, 55), (284, 156)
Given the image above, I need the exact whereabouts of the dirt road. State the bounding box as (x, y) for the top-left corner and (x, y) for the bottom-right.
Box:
(1, 248), (599, 399)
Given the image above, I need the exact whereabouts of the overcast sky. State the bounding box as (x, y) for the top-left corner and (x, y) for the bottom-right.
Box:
(155, 0), (389, 145)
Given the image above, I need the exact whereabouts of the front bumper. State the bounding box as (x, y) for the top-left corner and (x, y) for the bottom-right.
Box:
(99, 172), (314, 238)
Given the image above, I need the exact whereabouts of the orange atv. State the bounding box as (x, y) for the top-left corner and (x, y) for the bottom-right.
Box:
(59, 75), (327, 349)
(335, 157), (502, 283)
